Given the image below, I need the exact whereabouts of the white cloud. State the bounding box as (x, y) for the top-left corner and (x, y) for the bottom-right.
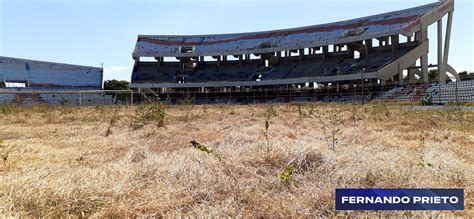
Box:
(105, 65), (128, 73)
(103, 65), (130, 81)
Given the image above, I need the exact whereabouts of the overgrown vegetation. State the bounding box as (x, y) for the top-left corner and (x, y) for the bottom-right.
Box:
(180, 93), (194, 121)
(422, 93), (434, 106)
(103, 80), (130, 90)
(131, 101), (167, 129)
(296, 103), (316, 118)
(318, 110), (343, 151)
(264, 104), (278, 119)
(0, 103), (472, 217)
(278, 163), (297, 183)
(105, 107), (120, 137)
(262, 104), (278, 153)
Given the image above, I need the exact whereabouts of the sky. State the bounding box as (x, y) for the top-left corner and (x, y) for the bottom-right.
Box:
(0, 0), (473, 81)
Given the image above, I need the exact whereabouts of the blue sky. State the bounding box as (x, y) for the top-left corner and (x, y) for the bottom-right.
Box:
(1, 0), (473, 81)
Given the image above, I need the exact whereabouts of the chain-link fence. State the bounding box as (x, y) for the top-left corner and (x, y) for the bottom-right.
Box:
(0, 90), (133, 106)
(0, 81), (472, 106)
(136, 81), (473, 105)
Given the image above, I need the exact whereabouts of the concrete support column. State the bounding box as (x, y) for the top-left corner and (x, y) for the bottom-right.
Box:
(155, 57), (161, 67)
(299, 49), (304, 62)
(391, 35), (399, 52)
(398, 64), (404, 85)
(408, 65), (416, 84)
(347, 45), (355, 58)
(443, 11), (453, 81)
(437, 20), (445, 84)
(420, 56), (429, 83)
(322, 46), (328, 60)
(419, 25), (429, 83)
(366, 39), (372, 53)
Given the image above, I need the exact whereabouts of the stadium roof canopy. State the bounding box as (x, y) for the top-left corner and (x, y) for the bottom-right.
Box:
(133, 0), (451, 58)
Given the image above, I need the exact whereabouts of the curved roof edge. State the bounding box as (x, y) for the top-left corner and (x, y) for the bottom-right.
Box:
(0, 56), (103, 70)
(133, 0), (453, 58)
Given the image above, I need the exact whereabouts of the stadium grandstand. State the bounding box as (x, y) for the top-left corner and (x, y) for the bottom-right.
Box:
(129, 0), (472, 104)
(0, 56), (103, 89)
(0, 57), (120, 105)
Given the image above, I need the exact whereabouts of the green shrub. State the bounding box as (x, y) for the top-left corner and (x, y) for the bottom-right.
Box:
(132, 102), (167, 129)
(278, 163), (296, 181)
(264, 104), (278, 119)
(421, 93), (433, 106)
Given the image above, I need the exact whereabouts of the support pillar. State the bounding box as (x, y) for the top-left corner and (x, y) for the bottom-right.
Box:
(398, 64), (404, 86)
(299, 49), (304, 62)
(419, 25), (429, 83)
(408, 65), (416, 84)
(322, 46), (328, 60)
(391, 35), (399, 52)
(443, 11), (453, 82)
(366, 39), (372, 53)
(437, 20), (445, 84)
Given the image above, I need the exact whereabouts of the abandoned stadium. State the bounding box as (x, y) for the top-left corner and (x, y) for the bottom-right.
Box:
(0, 0), (472, 105)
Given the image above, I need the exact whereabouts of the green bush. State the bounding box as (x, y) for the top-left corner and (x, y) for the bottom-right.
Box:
(132, 102), (167, 129)
(421, 93), (433, 106)
(104, 80), (130, 90)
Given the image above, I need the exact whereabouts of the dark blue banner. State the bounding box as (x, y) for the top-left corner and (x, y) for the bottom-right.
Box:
(336, 188), (464, 210)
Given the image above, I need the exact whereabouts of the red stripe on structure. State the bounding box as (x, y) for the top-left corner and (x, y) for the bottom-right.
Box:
(139, 15), (419, 46)
(403, 18), (421, 33)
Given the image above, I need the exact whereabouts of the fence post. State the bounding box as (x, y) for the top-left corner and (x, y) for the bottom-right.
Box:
(265, 88), (268, 103)
(79, 91), (82, 105)
(130, 90), (134, 106)
(361, 75), (365, 106)
(455, 81), (458, 103)
(289, 88), (292, 102)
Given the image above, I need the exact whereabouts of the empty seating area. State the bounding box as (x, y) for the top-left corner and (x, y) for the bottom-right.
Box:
(428, 81), (474, 103)
(381, 83), (432, 101)
(375, 81), (474, 103)
(189, 61), (261, 82)
(132, 62), (179, 83)
(289, 57), (340, 78)
(132, 45), (417, 84)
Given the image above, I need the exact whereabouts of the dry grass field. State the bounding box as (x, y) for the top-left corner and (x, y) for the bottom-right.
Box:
(0, 103), (472, 217)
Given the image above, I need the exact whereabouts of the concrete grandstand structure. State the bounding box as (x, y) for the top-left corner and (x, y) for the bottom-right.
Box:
(130, 0), (458, 92)
(0, 56), (103, 89)
(0, 57), (121, 105)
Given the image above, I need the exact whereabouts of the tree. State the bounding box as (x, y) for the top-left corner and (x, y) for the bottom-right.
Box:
(428, 69), (438, 82)
(104, 80), (130, 90)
